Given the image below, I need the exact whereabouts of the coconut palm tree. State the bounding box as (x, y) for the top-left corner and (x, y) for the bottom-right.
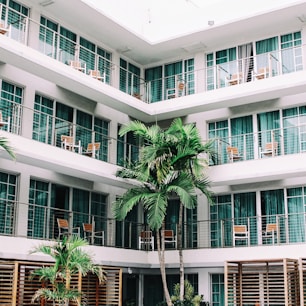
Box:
(0, 136), (15, 160)
(30, 235), (106, 306)
(113, 118), (215, 305)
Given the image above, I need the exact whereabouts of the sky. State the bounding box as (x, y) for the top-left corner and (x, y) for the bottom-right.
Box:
(83, 0), (301, 41)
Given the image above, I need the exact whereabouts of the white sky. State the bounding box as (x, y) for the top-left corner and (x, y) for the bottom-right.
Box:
(83, 0), (301, 41)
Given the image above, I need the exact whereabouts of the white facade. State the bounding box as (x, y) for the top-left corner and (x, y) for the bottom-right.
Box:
(1, 0), (306, 305)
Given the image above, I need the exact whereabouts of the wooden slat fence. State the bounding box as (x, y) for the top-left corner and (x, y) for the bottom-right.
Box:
(0, 260), (122, 305)
(225, 258), (300, 306)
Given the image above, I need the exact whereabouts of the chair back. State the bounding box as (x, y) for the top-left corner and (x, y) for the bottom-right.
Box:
(70, 61), (81, 68)
(140, 231), (152, 239)
(57, 218), (69, 230)
(265, 142), (278, 152)
(233, 225), (247, 234)
(83, 223), (93, 233)
(61, 135), (73, 145)
(87, 142), (100, 151)
(266, 223), (277, 233)
(164, 230), (174, 239)
(90, 70), (101, 78)
(227, 146), (239, 155)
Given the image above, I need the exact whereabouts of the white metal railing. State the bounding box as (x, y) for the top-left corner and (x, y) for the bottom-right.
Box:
(2, 200), (306, 250)
(212, 125), (306, 165)
(2, 100), (306, 166)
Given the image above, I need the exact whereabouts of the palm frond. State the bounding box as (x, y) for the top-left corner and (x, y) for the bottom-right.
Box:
(0, 137), (15, 160)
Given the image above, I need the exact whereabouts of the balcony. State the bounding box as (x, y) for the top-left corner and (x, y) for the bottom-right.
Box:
(212, 127), (306, 165)
(0, 2), (304, 108)
(2, 200), (306, 251)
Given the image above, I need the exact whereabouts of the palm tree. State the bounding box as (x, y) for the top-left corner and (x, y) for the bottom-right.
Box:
(164, 118), (215, 301)
(0, 136), (15, 160)
(30, 236), (106, 306)
(113, 118), (215, 305)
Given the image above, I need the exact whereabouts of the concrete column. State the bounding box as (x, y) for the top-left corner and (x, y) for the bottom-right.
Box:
(15, 171), (30, 237)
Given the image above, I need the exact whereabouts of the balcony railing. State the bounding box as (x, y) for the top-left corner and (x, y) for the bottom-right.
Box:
(1, 200), (306, 250)
(212, 125), (306, 165)
(0, 101), (141, 166)
(2, 100), (306, 166)
(0, 3), (304, 103)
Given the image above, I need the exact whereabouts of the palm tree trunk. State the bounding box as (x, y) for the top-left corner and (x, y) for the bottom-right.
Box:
(157, 224), (172, 306)
(178, 202), (184, 301)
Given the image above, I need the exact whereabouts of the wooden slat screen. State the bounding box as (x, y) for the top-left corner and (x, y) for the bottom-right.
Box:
(299, 258), (306, 305)
(0, 260), (122, 306)
(0, 263), (14, 305)
(99, 266), (122, 305)
(225, 259), (300, 306)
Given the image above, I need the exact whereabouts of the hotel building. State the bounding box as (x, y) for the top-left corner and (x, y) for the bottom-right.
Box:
(1, 0), (306, 305)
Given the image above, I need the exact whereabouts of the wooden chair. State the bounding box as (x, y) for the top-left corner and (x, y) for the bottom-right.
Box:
(83, 142), (100, 158)
(139, 231), (154, 251)
(57, 218), (80, 239)
(233, 225), (249, 246)
(0, 22), (9, 35)
(227, 146), (243, 162)
(83, 223), (105, 245)
(69, 60), (86, 73)
(61, 135), (82, 153)
(88, 70), (105, 82)
(61, 135), (73, 149)
(252, 67), (269, 80)
(260, 142), (278, 158)
(226, 73), (242, 86)
(163, 230), (177, 249)
(166, 76), (185, 99)
(262, 223), (278, 244)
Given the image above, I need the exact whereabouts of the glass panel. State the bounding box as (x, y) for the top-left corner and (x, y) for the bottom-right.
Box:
(39, 16), (58, 58)
(76, 109), (92, 152)
(7, 0), (29, 42)
(80, 37), (95, 72)
(211, 274), (225, 306)
(73, 188), (89, 233)
(184, 58), (194, 95)
(208, 120), (229, 164)
(55, 102), (73, 147)
(59, 26), (76, 64)
(206, 53), (215, 91)
(33, 94), (54, 144)
(28, 179), (49, 238)
(91, 192), (107, 244)
(231, 115), (254, 160)
(216, 47), (236, 88)
(0, 80), (23, 133)
(286, 187), (305, 243)
(257, 110), (280, 156)
(119, 59), (141, 95)
(165, 61), (182, 99)
(97, 47), (112, 84)
(210, 195), (232, 247)
(0, 171), (17, 235)
(261, 189), (285, 243)
(94, 117), (109, 161)
(234, 192), (257, 245)
(115, 205), (138, 248)
(256, 36), (279, 76)
(282, 106), (306, 155)
(145, 66), (162, 103)
(281, 31), (302, 73)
